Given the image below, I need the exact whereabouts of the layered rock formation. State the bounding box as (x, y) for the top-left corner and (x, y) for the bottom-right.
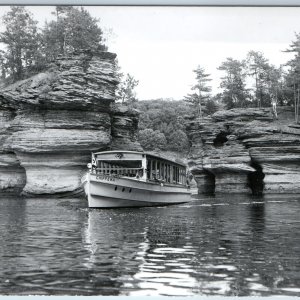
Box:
(0, 50), (141, 196)
(187, 107), (300, 194)
(0, 108), (26, 194)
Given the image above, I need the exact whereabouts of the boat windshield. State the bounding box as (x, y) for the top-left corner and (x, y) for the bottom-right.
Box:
(95, 160), (143, 178)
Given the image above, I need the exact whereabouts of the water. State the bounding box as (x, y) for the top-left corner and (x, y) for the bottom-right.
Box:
(0, 194), (299, 296)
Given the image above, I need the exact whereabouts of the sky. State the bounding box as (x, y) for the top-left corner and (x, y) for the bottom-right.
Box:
(0, 6), (299, 99)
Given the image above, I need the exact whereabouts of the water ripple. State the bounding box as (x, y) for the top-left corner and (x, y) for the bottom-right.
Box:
(0, 195), (299, 296)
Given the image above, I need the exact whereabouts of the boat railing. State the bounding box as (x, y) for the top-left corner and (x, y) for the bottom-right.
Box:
(92, 167), (144, 177)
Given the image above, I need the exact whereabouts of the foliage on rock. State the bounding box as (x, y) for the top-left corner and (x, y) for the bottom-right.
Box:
(116, 73), (139, 106)
(0, 7), (43, 81)
(42, 6), (106, 62)
(138, 128), (167, 150)
(184, 66), (213, 118)
(136, 99), (190, 153)
(0, 6), (106, 84)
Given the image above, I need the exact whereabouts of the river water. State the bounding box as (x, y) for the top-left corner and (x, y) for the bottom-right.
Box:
(0, 193), (299, 296)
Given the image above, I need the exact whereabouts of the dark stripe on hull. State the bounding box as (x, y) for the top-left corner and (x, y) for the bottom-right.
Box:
(88, 194), (189, 208)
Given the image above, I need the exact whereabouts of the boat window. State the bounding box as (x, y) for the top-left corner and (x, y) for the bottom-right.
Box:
(146, 156), (187, 186)
(147, 160), (156, 180)
(167, 165), (171, 183)
(96, 160), (142, 177)
(157, 161), (161, 179)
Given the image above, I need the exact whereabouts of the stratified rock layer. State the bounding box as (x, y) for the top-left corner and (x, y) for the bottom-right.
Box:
(187, 107), (300, 194)
(110, 105), (141, 151)
(0, 50), (141, 195)
(0, 108), (26, 193)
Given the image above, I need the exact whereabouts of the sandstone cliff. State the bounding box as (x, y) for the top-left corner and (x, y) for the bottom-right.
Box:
(0, 49), (141, 196)
(186, 107), (300, 194)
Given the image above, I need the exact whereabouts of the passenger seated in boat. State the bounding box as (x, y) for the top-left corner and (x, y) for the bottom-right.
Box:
(135, 169), (143, 179)
(153, 175), (160, 182)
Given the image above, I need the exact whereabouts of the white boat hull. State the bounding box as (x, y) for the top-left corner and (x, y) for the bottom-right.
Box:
(82, 173), (191, 208)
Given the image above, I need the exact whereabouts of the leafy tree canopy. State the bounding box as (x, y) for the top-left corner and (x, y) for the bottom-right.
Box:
(218, 58), (250, 109)
(116, 73), (139, 106)
(136, 99), (191, 153)
(0, 6), (107, 82)
(42, 6), (106, 62)
(0, 6), (42, 81)
(284, 33), (300, 122)
(138, 128), (167, 151)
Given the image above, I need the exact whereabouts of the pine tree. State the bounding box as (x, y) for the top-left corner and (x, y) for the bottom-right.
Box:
(246, 51), (271, 108)
(218, 58), (249, 109)
(0, 6), (42, 81)
(42, 6), (106, 62)
(184, 66), (212, 118)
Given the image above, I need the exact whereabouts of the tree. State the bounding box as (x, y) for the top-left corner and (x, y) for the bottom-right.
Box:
(168, 129), (189, 152)
(285, 66), (300, 122)
(184, 66), (212, 118)
(218, 58), (249, 109)
(284, 33), (300, 123)
(0, 6), (42, 81)
(138, 129), (167, 150)
(116, 73), (139, 106)
(42, 6), (106, 62)
(246, 51), (273, 108)
(0, 50), (6, 80)
(136, 99), (191, 153)
(264, 64), (286, 118)
(204, 98), (218, 115)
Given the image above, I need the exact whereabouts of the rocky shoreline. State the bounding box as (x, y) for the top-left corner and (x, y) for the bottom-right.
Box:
(1, 49), (300, 197)
(186, 107), (300, 195)
(0, 50), (141, 196)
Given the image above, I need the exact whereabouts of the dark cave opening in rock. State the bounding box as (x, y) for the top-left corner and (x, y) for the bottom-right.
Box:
(213, 132), (228, 147)
(248, 161), (265, 195)
(204, 171), (215, 194)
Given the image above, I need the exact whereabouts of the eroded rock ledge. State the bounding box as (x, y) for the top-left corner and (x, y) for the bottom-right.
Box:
(0, 49), (141, 196)
(186, 107), (300, 194)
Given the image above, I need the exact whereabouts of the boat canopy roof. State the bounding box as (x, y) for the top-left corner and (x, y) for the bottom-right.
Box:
(93, 150), (186, 168)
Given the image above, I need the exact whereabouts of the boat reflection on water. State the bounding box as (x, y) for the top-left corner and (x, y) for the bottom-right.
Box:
(131, 232), (199, 296)
(82, 209), (143, 289)
(83, 204), (233, 296)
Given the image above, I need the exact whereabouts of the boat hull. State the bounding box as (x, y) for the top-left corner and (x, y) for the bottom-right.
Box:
(82, 173), (191, 208)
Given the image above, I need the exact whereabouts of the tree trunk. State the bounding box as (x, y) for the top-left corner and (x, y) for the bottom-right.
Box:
(15, 47), (23, 81)
(294, 82), (297, 123)
(272, 90), (278, 120)
(198, 98), (202, 119)
(198, 90), (202, 119)
(259, 86), (262, 108)
(296, 88), (300, 124)
(255, 70), (259, 108)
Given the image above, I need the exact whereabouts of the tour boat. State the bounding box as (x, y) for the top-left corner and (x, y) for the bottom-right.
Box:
(81, 150), (191, 208)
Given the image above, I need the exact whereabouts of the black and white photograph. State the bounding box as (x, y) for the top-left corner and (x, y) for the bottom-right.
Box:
(0, 3), (299, 296)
